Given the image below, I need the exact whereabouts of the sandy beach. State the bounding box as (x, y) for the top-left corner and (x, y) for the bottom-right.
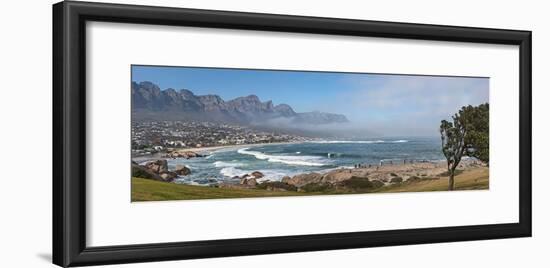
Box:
(132, 141), (301, 163)
(173, 141), (300, 154)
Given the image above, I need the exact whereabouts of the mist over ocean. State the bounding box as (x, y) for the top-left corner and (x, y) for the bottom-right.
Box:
(159, 137), (444, 185)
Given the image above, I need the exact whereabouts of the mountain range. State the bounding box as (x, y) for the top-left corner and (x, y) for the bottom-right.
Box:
(132, 81), (349, 125)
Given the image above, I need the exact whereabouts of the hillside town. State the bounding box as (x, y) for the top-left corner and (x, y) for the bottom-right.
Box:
(131, 120), (311, 156)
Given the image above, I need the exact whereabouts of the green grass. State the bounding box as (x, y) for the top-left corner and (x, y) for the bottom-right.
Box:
(132, 177), (309, 201)
(375, 167), (489, 193)
(132, 167), (489, 201)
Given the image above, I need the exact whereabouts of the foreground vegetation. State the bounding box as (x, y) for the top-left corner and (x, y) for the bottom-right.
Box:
(374, 167), (488, 193)
(132, 178), (310, 201)
(132, 167), (488, 201)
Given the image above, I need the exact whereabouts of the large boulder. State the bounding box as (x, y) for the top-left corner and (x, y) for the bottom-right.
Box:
(174, 165), (191, 176)
(250, 171), (264, 179)
(131, 163), (163, 181)
(159, 171), (178, 182)
(144, 160), (168, 173)
(169, 150), (203, 159)
(320, 169), (361, 184)
(257, 181), (297, 192)
(285, 172), (323, 187)
(338, 176), (385, 190)
(240, 177), (257, 186)
(281, 176), (291, 183)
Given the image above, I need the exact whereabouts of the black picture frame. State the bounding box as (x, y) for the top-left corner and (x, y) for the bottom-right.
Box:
(52, 1), (532, 267)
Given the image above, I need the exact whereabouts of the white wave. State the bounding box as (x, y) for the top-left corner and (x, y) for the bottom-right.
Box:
(205, 154), (214, 159)
(295, 151), (301, 154)
(219, 166), (246, 178)
(309, 139), (409, 144)
(213, 161), (243, 168)
(309, 140), (385, 144)
(219, 167), (292, 182)
(237, 148), (326, 167)
(256, 170), (289, 182)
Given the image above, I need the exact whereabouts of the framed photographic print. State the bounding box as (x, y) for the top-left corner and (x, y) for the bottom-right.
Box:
(53, 1), (532, 267)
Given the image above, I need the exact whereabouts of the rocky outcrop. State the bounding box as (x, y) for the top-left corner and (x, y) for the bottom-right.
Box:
(257, 181), (297, 192)
(144, 160), (168, 174)
(174, 165), (191, 176)
(281, 176), (291, 183)
(320, 169), (367, 184)
(240, 177), (257, 186)
(238, 171), (264, 186)
(159, 171), (178, 181)
(284, 172), (323, 187)
(165, 151), (203, 159)
(250, 171), (264, 179)
(131, 162), (163, 181)
(132, 160), (191, 183)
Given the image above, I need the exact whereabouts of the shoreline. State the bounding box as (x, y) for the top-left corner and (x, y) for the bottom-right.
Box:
(134, 141), (487, 188)
(178, 141), (303, 154)
(132, 141), (303, 162)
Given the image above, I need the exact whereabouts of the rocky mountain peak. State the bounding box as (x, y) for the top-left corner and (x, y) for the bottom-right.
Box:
(131, 81), (348, 125)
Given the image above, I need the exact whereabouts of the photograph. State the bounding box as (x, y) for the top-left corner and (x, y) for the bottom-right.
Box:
(131, 65), (490, 201)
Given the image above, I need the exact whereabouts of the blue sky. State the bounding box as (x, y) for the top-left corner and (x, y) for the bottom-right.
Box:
(132, 65), (489, 136)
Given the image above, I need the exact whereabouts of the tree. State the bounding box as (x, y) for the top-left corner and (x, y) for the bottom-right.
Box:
(463, 103), (489, 164)
(440, 103), (489, 190)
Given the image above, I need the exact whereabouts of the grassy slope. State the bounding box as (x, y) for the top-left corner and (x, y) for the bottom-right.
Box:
(132, 178), (309, 201)
(132, 167), (489, 201)
(375, 167), (489, 193)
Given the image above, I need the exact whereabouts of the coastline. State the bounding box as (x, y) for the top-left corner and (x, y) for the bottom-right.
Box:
(132, 141), (303, 163)
(177, 141), (302, 154)
(131, 140), (489, 200)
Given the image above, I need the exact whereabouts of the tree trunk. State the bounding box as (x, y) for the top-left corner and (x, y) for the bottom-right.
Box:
(448, 171), (455, 191)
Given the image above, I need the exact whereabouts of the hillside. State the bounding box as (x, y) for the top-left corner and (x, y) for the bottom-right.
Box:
(131, 81), (349, 125)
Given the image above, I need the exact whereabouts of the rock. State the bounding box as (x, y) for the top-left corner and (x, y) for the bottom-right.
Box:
(371, 180), (385, 188)
(339, 176), (384, 190)
(251, 171), (264, 179)
(159, 171), (177, 182)
(390, 177), (403, 183)
(144, 160), (168, 174)
(219, 182), (254, 189)
(174, 165), (191, 176)
(321, 169), (358, 184)
(167, 150), (203, 159)
(285, 172), (323, 187)
(257, 181), (297, 191)
(300, 182), (332, 192)
(281, 176), (291, 183)
(239, 174), (257, 186)
(245, 178), (257, 186)
(131, 163), (163, 181)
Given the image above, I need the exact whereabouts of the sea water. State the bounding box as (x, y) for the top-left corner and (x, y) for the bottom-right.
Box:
(167, 137), (444, 185)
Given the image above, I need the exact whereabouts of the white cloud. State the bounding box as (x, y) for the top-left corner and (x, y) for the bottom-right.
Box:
(341, 75), (489, 136)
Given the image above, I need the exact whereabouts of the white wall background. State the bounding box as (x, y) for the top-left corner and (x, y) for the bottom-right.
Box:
(0, 0), (547, 267)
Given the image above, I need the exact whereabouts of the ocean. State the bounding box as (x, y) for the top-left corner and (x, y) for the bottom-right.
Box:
(165, 137), (445, 185)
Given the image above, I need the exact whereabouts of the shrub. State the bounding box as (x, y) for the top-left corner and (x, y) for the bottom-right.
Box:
(407, 176), (438, 183)
(438, 169), (464, 177)
(341, 176), (374, 189)
(132, 165), (158, 180)
(390, 177), (403, 183)
(301, 183), (333, 192)
(256, 181), (297, 191)
(371, 180), (385, 188)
